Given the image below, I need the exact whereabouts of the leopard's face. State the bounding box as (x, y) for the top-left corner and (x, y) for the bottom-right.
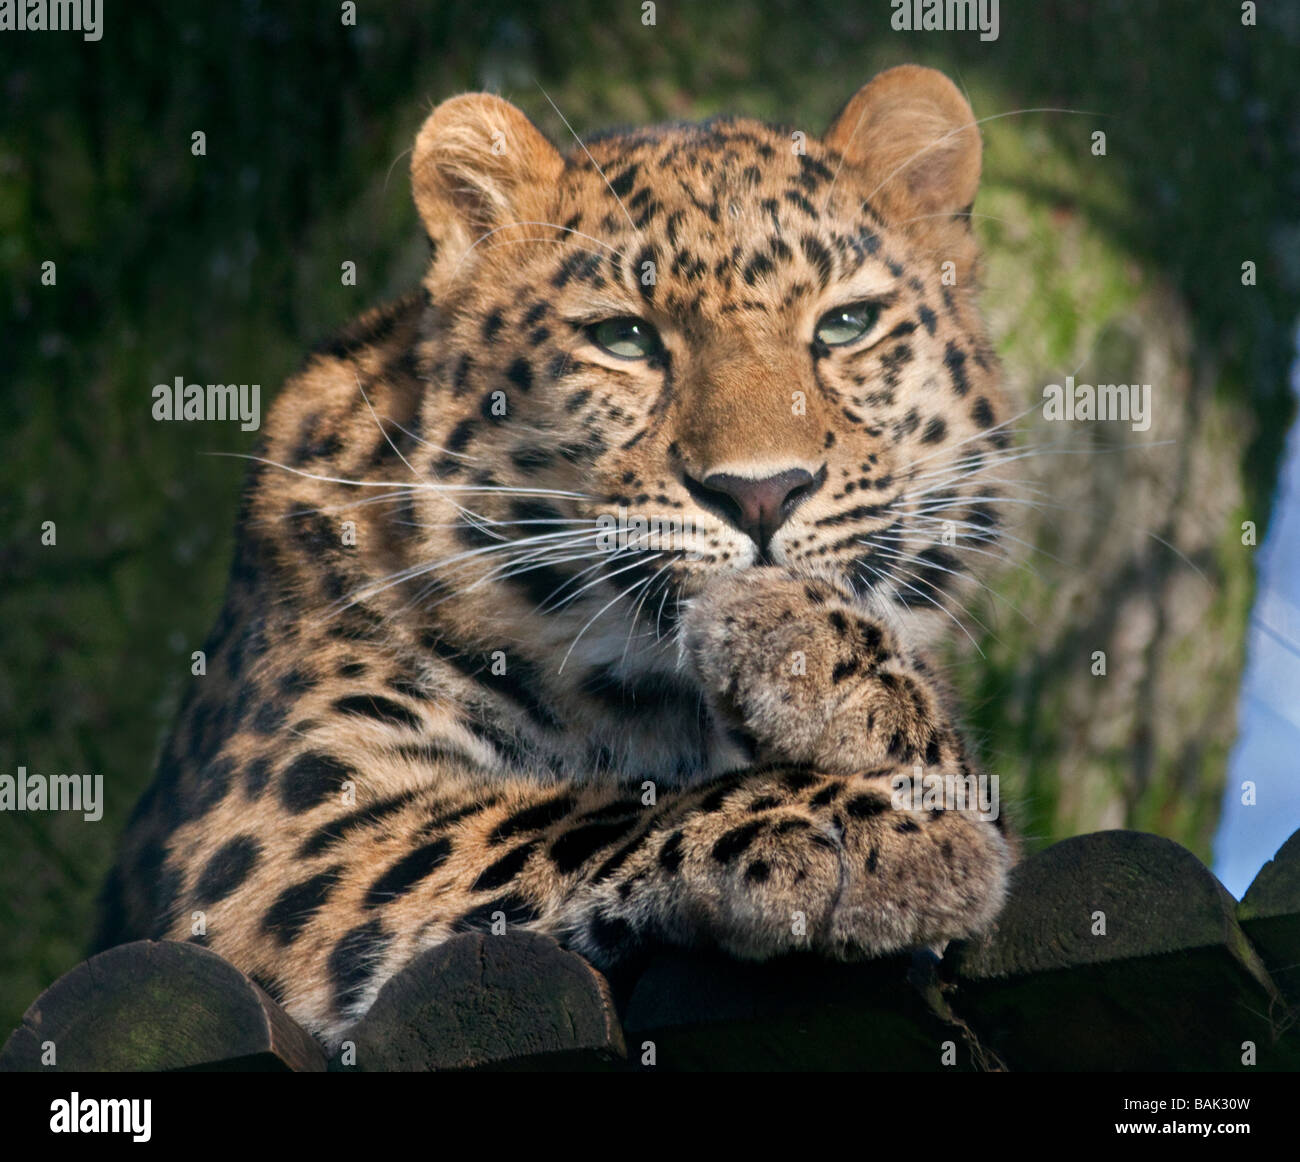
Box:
(411, 69), (1006, 637)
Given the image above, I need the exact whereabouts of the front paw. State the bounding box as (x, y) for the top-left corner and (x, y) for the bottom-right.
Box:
(815, 781), (1012, 957)
(642, 768), (1011, 962)
(681, 570), (960, 773)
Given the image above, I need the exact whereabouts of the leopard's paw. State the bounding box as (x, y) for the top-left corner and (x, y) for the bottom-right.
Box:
(681, 570), (961, 773)
(598, 767), (1011, 964)
(809, 779), (1011, 956)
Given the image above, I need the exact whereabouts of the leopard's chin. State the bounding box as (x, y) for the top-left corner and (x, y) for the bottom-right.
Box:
(669, 559), (879, 622)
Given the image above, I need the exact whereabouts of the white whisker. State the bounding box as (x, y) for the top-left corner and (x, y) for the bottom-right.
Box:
(559, 560), (663, 672)
(204, 451), (594, 500)
(537, 83), (643, 243)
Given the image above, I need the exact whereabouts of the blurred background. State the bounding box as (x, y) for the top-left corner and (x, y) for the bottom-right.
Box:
(3, 0), (1299, 1036)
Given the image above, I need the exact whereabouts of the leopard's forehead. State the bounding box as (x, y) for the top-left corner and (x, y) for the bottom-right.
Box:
(531, 116), (898, 321)
(579, 115), (815, 190)
(576, 118), (867, 218)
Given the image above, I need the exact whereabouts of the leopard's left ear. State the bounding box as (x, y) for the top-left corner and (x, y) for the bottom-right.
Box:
(411, 93), (565, 286)
(824, 66), (980, 220)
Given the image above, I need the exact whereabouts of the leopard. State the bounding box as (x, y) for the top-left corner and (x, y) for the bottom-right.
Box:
(95, 65), (1018, 1050)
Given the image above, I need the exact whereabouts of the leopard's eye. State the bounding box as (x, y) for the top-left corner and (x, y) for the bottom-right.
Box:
(587, 317), (661, 360)
(814, 302), (881, 346)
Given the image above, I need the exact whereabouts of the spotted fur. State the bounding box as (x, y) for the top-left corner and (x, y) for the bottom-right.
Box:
(98, 67), (1016, 1046)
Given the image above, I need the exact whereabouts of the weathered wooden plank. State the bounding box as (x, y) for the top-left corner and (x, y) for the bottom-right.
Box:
(1238, 827), (1300, 1004)
(622, 947), (993, 1071)
(0, 940), (325, 1072)
(337, 931), (624, 1071)
(9, 833), (1297, 1073)
(948, 830), (1298, 1071)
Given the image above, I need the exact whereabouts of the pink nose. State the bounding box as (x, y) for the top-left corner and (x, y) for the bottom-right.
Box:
(688, 467), (822, 550)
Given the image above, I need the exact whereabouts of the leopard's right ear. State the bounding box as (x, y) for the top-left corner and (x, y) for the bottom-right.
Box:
(824, 66), (981, 223)
(411, 94), (565, 284)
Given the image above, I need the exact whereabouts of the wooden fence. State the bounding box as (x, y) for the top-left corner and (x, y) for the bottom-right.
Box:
(3, 827), (1297, 1071)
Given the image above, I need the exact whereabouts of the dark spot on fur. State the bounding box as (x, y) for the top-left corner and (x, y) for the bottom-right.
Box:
(845, 794), (888, 819)
(472, 840), (538, 892)
(944, 341), (969, 396)
(506, 357), (534, 393)
(550, 818), (639, 874)
(298, 788), (421, 858)
(446, 418), (476, 453)
(832, 658), (859, 684)
(809, 783), (841, 807)
(251, 700), (288, 734)
(328, 918), (390, 1016)
(779, 769), (819, 792)
(279, 753), (355, 814)
(921, 416), (947, 444)
(363, 838), (453, 908)
(262, 865), (345, 944)
(654, 831), (683, 874)
(194, 835), (261, 904)
(193, 755), (236, 814)
(712, 820), (765, 864)
(243, 756), (272, 800)
(333, 694), (422, 731)
(489, 795), (576, 845)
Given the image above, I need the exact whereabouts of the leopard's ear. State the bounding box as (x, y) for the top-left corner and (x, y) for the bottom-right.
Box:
(824, 66), (980, 220)
(411, 94), (564, 281)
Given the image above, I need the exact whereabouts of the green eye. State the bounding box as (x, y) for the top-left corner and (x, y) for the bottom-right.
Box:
(588, 317), (661, 360)
(815, 302), (881, 346)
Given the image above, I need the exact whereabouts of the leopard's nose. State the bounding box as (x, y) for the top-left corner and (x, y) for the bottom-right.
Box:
(686, 467), (825, 550)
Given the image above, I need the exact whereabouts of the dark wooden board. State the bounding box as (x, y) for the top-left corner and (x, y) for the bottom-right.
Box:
(1238, 826), (1300, 1003)
(947, 830), (1297, 1070)
(0, 940), (325, 1072)
(622, 947), (994, 1071)
(337, 930), (624, 1071)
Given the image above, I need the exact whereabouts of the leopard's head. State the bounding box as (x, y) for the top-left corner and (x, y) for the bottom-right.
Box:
(410, 66), (1008, 642)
